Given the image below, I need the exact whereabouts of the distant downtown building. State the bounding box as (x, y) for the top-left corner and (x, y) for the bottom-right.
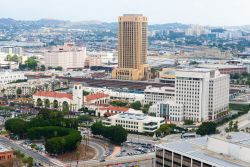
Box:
(0, 46), (23, 55)
(149, 68), (229, 122)
(44, 43), (86, 69)
(155, 132), (250, 167)
(112, 14), (150, 80)
(198, 64), (247, 75)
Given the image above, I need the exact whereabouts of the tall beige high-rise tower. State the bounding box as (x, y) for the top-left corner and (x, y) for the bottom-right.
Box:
(112, 14), (150, 80)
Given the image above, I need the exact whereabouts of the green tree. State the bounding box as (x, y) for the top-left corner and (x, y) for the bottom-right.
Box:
(109, 125), (127, 144)
(25, 57), (38, 70)
(24, 157), (33, 167)
(196, 122), (217, 136)
(229, 120), (234, 132)
(184, 120), (194, 125)
(6, 54), (11, 61)
(16, 88), (22, 97)
(55, 66), (63, 71)
(110, 101), (128, 107)
(90, 122), (127, 145)
(40, 65), (46, 71)
(155, 124), (176, 137)
(130, 101), (142, 110)
(82, 90), (90, 96)
(78, 115), (93, 123)
(142, 103), (152, 114)
(5, 118), (27, 136)
(91, 122), (103, 135)
(233, 121), (239, 132)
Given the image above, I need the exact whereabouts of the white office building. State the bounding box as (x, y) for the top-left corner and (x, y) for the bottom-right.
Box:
(0, 71), (27, 85)
(103, 110), (165, 133)
(144, 86), (175, 105)
(44, 43), (86, 69)
(149, 101), (184, 121)
(0, 46), (23, 55)
(175, 68), (229, 122)
(155, 132), (250, 167)
(150, 68), (229, 122)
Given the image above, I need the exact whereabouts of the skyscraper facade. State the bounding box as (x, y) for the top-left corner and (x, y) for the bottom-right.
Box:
(112, 14), (150, 80)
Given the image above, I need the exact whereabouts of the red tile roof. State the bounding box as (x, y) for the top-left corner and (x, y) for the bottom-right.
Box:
(33, 91), (73, 100)
(85, 92), (109, 102)
(100, 105), (129, 112)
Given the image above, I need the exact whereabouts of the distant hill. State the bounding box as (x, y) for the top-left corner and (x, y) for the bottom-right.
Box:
(0, 18), (18, 25)
(36, 19), (71, 26)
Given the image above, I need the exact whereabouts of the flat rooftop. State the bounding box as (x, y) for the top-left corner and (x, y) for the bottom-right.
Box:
(177, 68), (215, 73)
(212, 131), (250, 148)
(111, 112), (164, 122)
(0, 144), (11, 153)
(198, 64), (246, 69)
(156, 134), (250, 167)
(123, 14), (143, 16)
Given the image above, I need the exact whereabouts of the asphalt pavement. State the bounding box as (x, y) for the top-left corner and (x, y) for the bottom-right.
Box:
(0, 137), (56, 166)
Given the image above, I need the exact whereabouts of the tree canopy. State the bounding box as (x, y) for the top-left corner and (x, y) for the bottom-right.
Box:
(130, 101), (142, 110)
(91, 122), (127, 145)
(5, 109), (80, 154)
(5, 118), (27, 136)
(196, 122), (217, 136)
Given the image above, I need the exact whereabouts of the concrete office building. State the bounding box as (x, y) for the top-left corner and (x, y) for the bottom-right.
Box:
(0, 46), (23, 55)
(44, 43), (86, 69)
(112, 14), (150, 80)
(0, 71), (27, 85)
(144, 86), (175, 105)
(155, 132), (250, 167)
(149, 101), (184, 121)
(198, 64), (247, 75)
(149, 68), (229, 122)
(103, 110), (164, 133)
(175, 68), (229, 122)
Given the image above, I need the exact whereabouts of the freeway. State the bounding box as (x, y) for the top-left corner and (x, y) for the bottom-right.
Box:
(0, 137), (57, 166)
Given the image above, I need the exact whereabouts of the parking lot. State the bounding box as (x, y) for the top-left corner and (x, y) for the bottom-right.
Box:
(117, 141), (155, 157)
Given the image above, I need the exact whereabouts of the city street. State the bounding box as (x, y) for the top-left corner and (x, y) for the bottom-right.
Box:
(73, 152), (155, 167)
(217, 112), (250, 132)
(0, 137), (60, 166)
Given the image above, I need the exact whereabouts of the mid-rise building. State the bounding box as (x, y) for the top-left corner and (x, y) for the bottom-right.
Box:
(103, 110), (164, 133)
(155, 132), (250, 167)
(149, 68), (229, 122)
(175, 68), (229, 122)
(144, 86), (175, 105)
(0, 78), (68, 97)
(198, 64), (247, 75)
(0, 71), (27, 85)
(0, 46), (23, 55)
(149, 101), (184, 121)
(112, 14), (150, 80)
(44, 43), (86, 69)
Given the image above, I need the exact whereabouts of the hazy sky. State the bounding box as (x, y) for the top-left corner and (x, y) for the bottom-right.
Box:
(0, 0), (249, 26)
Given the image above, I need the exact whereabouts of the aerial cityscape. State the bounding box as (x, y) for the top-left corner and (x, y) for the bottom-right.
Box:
(1, 0), (250, 167)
